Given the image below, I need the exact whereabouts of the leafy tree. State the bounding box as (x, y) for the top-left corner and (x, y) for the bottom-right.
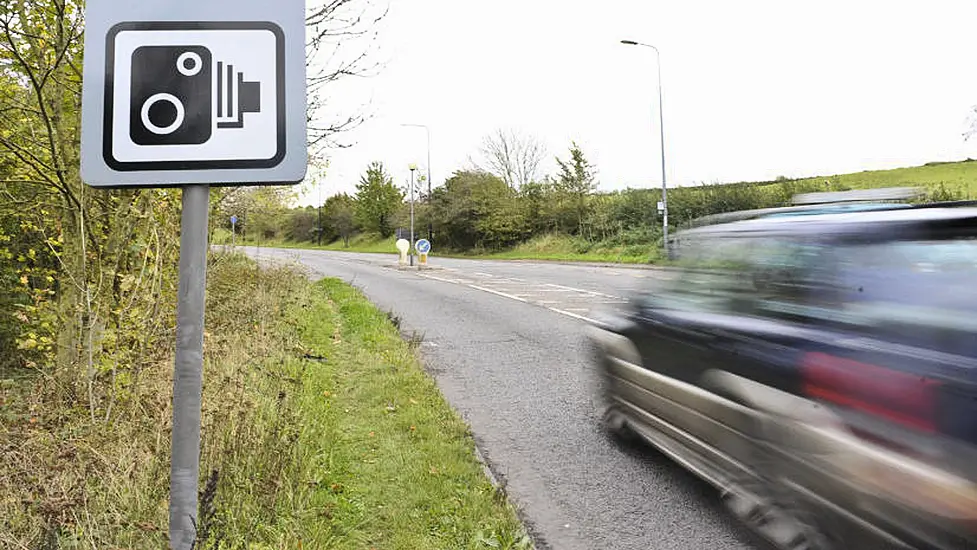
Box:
(355, 161), (403, 238)
(285, 206), (318, 242)
(554, 142), (598, 234)
(431, 170), (527, 250)
(323, 193), (357, 246)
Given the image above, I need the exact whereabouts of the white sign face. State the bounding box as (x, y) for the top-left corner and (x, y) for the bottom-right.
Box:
(107, 24), (282, 170)
(81, 0), (307, 187)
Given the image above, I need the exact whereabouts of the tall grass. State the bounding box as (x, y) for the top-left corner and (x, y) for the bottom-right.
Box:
(1, 254), (529, 549)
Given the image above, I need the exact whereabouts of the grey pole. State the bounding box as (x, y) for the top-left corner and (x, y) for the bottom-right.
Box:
(621, 40), (668, 254)
(409, 167), (416, 267)
(401, 124), (433, 242)
(170, 184), (210, 549)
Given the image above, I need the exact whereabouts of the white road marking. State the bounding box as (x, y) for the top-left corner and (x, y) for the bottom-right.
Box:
(468, 284), (528, 302)
(544, 283), (621, 300)
(416, 271), (604, 325)
(547, 307), (599, 324)
(535, 288), (575, 292)
(474, 272), (493, 277)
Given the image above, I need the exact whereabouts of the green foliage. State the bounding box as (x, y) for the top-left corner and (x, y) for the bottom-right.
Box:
(431, 170), (528, 250)
(322, 192), (358, 246)
(554, 142), (598, 234)
(284, 205), (318, 242)
(355, 161), (403, 238)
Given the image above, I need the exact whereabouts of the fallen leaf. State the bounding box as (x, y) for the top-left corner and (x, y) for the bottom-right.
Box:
(322, 391), (331, 398)
(409, 425), (416, 431)
(368, 431), (375, 437)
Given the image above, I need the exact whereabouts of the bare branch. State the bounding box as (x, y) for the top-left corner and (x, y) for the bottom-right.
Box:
(475, 128), (547, 189)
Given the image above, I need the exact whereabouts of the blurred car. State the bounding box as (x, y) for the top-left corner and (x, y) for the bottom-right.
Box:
(588, 197), (977, 549)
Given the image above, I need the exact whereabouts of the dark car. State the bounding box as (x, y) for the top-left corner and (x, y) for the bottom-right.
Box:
(588, 203), (977, 550)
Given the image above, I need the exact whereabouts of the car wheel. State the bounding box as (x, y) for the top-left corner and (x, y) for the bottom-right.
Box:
(602, 406), (638, 443)
(728, 414), (840, 550)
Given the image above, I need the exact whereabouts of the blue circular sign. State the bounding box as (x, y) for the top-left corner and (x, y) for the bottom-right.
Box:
(415, 238), (431, 254)
(230, 215), (238, 224)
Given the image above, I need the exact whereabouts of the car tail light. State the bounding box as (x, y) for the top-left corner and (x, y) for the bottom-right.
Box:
(800, 352), (941, 433)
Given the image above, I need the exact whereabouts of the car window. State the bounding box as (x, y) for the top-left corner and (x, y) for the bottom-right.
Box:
(649, 232), (837, 320)
(831, 239), (977, 352)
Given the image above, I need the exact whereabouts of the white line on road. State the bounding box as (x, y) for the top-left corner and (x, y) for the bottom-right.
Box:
(416, 272), (602, 324)
(474, 272), (493, 277)
(547, 307), (599, 324)
(544, 283), (621, 300)
(468, 284), (529, 302)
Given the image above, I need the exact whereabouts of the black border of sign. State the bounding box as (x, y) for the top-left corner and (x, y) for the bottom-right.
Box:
(103, 21), (287, 172)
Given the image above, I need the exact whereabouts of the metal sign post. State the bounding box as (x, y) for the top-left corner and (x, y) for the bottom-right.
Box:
(80, 0), (306, 548)
(171, 184), (209, 548)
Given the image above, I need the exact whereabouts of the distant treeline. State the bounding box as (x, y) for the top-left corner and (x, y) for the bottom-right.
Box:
(232, 142), (967, 254)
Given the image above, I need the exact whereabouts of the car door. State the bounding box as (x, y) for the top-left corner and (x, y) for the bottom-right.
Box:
(618, 233), (755, 441)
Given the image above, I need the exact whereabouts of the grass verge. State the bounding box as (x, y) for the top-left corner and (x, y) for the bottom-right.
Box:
(1, 253), (529, 549)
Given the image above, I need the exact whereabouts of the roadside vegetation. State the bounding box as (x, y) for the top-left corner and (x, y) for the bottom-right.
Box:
(2, 254), (531, 548)
(224, 145), (977, 263)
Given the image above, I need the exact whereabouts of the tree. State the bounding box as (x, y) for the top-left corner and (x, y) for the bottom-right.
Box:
(285, 206), (319, 242)
(431, 170), (527, 250)
(555, 141), (598, 234)
(323, 193), (357, 246)
(355, 162), (403, 238)
(472, 128), (546, 189)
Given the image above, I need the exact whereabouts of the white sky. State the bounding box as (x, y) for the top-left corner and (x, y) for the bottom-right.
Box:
(298, 0), (977, 205)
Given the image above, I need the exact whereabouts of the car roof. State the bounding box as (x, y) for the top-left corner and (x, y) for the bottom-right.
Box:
(678, 206), (977, 239)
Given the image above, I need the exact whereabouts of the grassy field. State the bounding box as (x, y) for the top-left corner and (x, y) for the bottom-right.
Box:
(1, 254), (529, 549)
(785, 158), (977, 197)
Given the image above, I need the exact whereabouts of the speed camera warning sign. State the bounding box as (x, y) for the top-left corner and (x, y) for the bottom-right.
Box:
(106, 22), (284, 171)
(80, 0), (306, 187)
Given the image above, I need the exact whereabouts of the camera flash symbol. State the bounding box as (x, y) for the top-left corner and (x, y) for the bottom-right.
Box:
(216, 61), (261, 129)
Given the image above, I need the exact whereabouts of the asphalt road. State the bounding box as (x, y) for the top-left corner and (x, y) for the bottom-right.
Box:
(243, 247), (760, 550)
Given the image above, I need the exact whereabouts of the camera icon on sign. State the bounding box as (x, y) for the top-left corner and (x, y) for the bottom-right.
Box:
(129, 45), (261, 146)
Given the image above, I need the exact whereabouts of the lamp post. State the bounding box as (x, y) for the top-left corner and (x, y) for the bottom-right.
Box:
(401, 123), (432, 242)
(409, 164), (417, 267)
(621, 39), (669, 253)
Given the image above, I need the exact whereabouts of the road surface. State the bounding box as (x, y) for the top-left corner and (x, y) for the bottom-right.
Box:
(244, 247), (760, 550)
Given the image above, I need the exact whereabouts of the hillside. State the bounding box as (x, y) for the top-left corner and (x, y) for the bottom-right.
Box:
(750, 158), (977, 198)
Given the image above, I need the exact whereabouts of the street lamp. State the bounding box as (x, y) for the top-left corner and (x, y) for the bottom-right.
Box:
(401, 123), (432, 242)
(621, 39), (669, 254)
(408, 164), (417, 267)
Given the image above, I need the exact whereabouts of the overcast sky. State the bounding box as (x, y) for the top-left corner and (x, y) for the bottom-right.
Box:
(298, 0), (977, 205)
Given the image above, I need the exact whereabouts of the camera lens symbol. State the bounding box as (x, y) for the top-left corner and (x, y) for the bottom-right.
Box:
(177, 52), (203, 77)
(140, 93), (186, 136)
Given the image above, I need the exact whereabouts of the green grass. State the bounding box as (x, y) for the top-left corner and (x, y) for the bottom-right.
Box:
(0, 254), (529, 549)
(785, 158), (977, 196)
(475, 233), (660, 264)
